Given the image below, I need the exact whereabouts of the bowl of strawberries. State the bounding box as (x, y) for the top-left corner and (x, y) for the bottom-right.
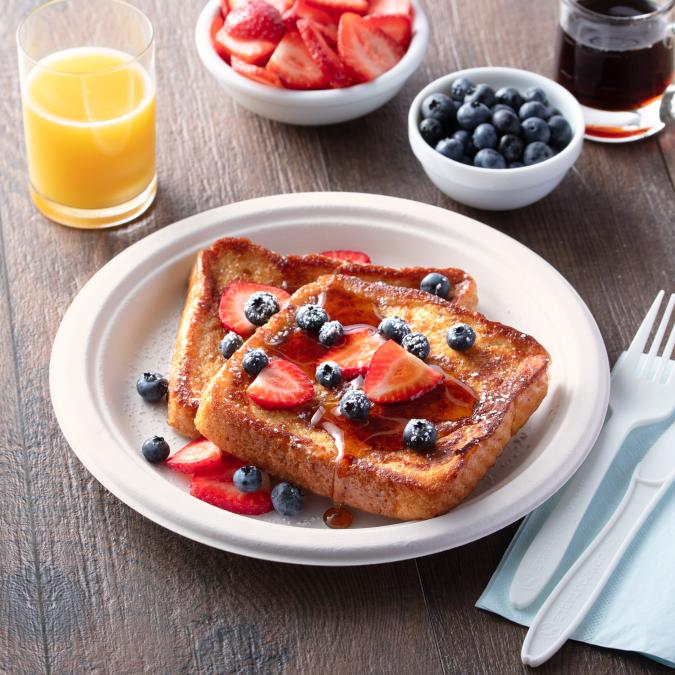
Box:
(195, 0), (428, 125)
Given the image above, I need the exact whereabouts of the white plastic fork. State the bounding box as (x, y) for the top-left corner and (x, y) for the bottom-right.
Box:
(509, 290), (675, 610)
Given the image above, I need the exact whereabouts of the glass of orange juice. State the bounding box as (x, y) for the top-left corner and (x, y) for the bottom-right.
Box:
(17, 0), (156, 229)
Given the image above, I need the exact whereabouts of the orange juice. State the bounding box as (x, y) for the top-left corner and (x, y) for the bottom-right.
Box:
(22, 47), (155, 223)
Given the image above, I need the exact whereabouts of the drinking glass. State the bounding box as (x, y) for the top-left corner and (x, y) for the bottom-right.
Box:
(555, 0), (674, 142)
(17, 0), (156, 229)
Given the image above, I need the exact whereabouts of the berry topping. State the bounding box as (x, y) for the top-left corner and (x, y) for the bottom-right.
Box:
(435, 138), (464, 161)
(244, 291), (280, 326)
(364, 340), (443, 404)
(233, 465), (263, 492)
(548, 115), (573, 149)
(315, 360), (343, 388)
(136, 372), (168, 403)
(419, 118), (444, 147)
(190, 473), (272, 515)
(142, 436), (170, 463)
(271, 482), (304, 516)
(319, 249), (371, 263)
(464, 83), (496, 108)
(296, 303), (329, 331)
(401, 332), (430, 360)
(224, 0), (286, 42)
(378, 316), (411, 343)
(450, 77), (474, 102)
(420, 272), (451, 299)
(318, 320), (345, 346)
(524, 141), (555, 165)
(474, 148), (506, 169)
(219, 282), (290, 337)
(499, 134), (525, 163)
(521, 117), (551, 144)
(403, 419), (437, 451)
(473, 123), (498, 151)
(421, 93), (458, 125)
(247, 359), (314, 409)
(491, 108), (521, 135)
(495, 86), (523, 111)
(166, 437), (227, 475)
(297, 18), (350, 88)
(456, 101), (491, 130)
(339, 389), (373, 420)
(220, 331), (244, 359)
(519, 100), (550, 121)
(322, 328), (385, 378)
(268, 29), (330, 89)
(446, 323), (476, 351)
(243, 348), (270, 375)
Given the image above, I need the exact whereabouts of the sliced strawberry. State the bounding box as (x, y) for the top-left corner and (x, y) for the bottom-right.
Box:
(231, 56), (283, 86)
(211, 14), (230, 61)
(319, 249), (371, 263)
(284, 0), (338, 44)
(367, 0), (411, 16)
(267, 29), (330, 89)
(297, 19), (350, 87)
(337, 12), (404, 82)
(439, 371), (478, 407)
(215, 26), (278, 65)
(306, 0), (369, 13)
(266, 0), (294, 12)
(364, 340), (443, 404)
(323, 328), (384, 378)
(219, 281), (291, 337)
(220, 0), (230, 16)
(247, 359), (314, 409)
(225, 0), (285, 41)
(190, 474), (273, 515)
(166, 438), (224, 475)
(363, 13), (411, 49)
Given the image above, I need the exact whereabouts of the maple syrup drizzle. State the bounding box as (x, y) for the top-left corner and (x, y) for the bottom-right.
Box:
(323, 505), (353, 529)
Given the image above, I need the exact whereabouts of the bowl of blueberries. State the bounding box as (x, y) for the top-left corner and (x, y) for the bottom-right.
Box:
(408, 67), (584, 210)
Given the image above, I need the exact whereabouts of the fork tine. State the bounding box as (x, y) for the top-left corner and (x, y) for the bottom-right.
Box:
(644, 293), (675, 379)
(654, 302), (675, 384)
(623, 290), (664, 372)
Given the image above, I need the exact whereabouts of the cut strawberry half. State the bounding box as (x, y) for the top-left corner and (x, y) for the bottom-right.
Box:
(438, 371), (478, 407)
(219, 281), (290, 337)
(283, 0), (338, 45)
(225, 0), (285, 41)
(323, 328), (385, 378)
(367, 0), (412, 16)
(166, 437), (224, 475)
(268, 29), (330, 89)
(306, 0), (369, 13)
(231, 56), (283, 86)
(247, 359), (314, 409)
(297, 19), (350, 87)
(190, 474), (273, 515)
(337, 12), (404, 82)
(211, 14), (230, 61)
(363, 13), (411, 49)
(215, 26), (278, 65)
(364, 340), (443, 404)
(319, 249), (371, 263)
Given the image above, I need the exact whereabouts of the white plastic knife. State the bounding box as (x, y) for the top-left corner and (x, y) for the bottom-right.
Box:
(521, 421), (675, 667)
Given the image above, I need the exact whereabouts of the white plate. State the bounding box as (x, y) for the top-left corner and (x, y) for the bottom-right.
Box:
(50, 192), (610, 565)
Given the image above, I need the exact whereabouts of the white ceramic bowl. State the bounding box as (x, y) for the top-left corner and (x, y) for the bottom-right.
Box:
(408, 67), (585, 210)
(195, 0), (429, 126)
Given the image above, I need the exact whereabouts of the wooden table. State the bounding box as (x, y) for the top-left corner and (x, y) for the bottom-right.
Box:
(2, 0), (674, 672)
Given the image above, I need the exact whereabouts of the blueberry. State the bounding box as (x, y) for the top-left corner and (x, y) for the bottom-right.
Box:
(339, 389), (372, 421)
(472, 123), (498, 151)
(296, 304), (329, 332)
(378, 316), (411, 343)
(546, 106), (562, 119)
(450, 77), (474, 102)
(420, 93), (458, 126)
(498, 134), (525, 163)
(523, 141), (555, 165)
(242, 348), (269, 375)
(495, 86), (523, 111)
(464, 83), (496, 108)
(457, 101), (491, 130)
(419, 118), (444, 147)
(521, 117), (551, 144)
(491, 103), (514, 114)
(452, 129), (477, 157)
(318, 320), (344, 347)
(435, 138), (464, 162)
(315, 361), (343, 388)
(401, 333), (430, 360)
(403, 419), (437, 451)
(420, 272), (451, 299)
(244, 291), (279, 326)
(509, 161), (525, 168)
(519, 100), (550, 121)
(219, 331), (244, 359)
(142, 436), (170, 463)
(548, 115), (573, 149)
(271, 482), (304, 516)
(136, 372), (168, 403)
(473, 148), (506, 169)
(524, 86), (548, 105)
(233, 465), (262, 493)
(446, 323), (476, 351)
(492, 108), (521, 135)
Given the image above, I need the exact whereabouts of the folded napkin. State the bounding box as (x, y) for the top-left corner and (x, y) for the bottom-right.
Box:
(477, 355), (675, 668)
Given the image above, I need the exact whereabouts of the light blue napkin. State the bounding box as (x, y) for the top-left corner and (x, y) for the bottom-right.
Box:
(477, 356), (675, 668)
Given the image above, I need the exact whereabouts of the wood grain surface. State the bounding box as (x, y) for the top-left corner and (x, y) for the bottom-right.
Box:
(1, 0), (674, 673)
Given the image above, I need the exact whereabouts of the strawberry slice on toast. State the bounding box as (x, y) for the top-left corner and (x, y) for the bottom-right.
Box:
(247, 359), (314, 409)
(319, 249), (371, 264)
(219, 282), (291, 337)
(322, 328), (385, 379)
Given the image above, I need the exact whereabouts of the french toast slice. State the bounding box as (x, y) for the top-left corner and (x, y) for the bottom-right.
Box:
(168, 237), (477, 437)
(195, 275), (550, 521)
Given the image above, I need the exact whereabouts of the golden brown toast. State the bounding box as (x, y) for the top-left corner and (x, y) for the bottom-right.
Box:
(195, 275), (550, 521)
(168, 237), (477, 437)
